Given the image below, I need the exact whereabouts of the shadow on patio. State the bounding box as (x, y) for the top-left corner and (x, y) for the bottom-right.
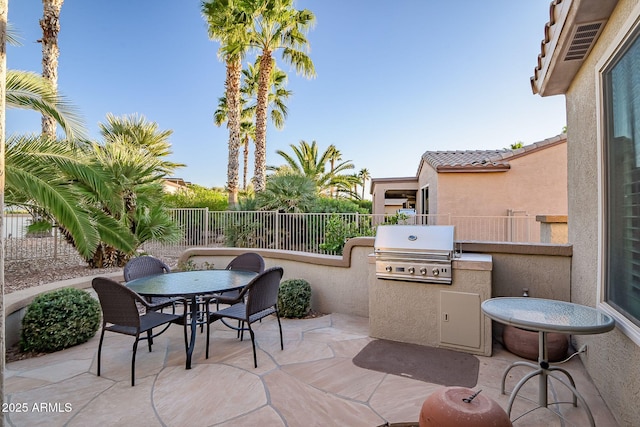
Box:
(5, 313), (618, 426)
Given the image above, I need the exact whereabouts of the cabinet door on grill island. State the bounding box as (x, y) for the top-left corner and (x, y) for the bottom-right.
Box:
(439, 290), (481, 351)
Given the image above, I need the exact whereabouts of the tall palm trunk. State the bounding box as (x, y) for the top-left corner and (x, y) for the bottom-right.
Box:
(242, 135), (249, 190)
(253, 52), (273, 192)
(39, 0), (64, 138)
(226, 55), (242, 207)
(0, 0), (7, 418)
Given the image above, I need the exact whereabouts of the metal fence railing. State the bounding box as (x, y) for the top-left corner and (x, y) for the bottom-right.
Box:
(4, 213), (79, 261)
(4, 209), (542, 261)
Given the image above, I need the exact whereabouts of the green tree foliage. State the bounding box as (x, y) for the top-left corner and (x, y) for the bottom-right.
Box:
(6, 135), (105, 258)
(255, 172), (317, 212)
(81, 114), (183, 267)
(310, 196), (368, 214)
(269, 140), (356, 197)
(163, 184), (228, 210)
(7, 70), (86, 139)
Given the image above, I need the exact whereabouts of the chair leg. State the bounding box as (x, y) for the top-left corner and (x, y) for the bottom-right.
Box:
(132, 335), (140, 387)
(249, 325), (257, 368)
(147, 330), (153, 352)
(276, 311), (283, 350)
(205, 313), (211, 359)
(97, 327), (105, 377)
(183, 317), (188, 355)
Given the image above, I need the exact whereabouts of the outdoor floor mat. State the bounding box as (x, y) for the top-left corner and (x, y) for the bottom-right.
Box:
(352, 339), (479, 387)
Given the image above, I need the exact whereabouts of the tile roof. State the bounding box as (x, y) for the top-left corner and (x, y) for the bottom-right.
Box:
(420, 134), (566, 173)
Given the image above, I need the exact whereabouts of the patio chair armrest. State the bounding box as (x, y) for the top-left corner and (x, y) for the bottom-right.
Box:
(210, 294), (242, 305)
(139, 295), (186, 311)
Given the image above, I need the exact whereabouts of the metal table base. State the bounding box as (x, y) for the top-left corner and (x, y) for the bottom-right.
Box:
(501, 331), (594, 426)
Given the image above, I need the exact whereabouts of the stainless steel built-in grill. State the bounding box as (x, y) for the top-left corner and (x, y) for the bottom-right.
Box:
(374, 225), (455, 284)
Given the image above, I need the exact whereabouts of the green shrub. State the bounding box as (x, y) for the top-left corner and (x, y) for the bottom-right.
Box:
(278, 279), (311, 318)
(20, 287), (101, 353)
(319, 215), (373, 255)
(177, 258), (215, 271)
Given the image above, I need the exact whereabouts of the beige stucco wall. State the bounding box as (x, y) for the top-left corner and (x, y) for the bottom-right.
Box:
(370, 178), (418, 216)
(416, 162), (439, 215)
(4, 241), (573, 359)
(459, 242), (571, 301)
(178, 239), (376, 318)
(563, 0), (640, 425)
(433, 143), (567, 217)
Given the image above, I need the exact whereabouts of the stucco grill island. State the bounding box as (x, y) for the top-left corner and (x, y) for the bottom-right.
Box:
(371, 224), (493, 356)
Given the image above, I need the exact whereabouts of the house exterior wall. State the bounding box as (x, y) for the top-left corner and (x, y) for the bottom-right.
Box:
(431, 143), (567, 217)
(417, 161), (439, 214)
(370, 178), (418, 215)
(564, 0), (640, 424)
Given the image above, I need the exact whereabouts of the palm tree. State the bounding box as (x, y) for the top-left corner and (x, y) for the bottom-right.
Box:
(7, 70), (85, 139)
(98, 113), (184, 174)
(214, 61), (292, 190)
(270, 140), (355, 196)
(326, 146), (342, 198)
(255, 172), (317, 213)
(5, 134), (112, 259)
(39, 0), (64, 137)
(214, 89), (255, 192)
(239, 120), (255, 189)
(202, 0), (253, 208)
(242, 0), (316, 192)
(84, 114), (183, 267)
(358, 168), (371, 200)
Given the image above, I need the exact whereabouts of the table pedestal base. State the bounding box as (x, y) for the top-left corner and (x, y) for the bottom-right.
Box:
(500, 332), (595, 426)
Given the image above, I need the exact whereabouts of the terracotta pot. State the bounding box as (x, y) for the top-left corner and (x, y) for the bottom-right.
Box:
(419, 387), (512, 427)
(502, 325), (568, 362)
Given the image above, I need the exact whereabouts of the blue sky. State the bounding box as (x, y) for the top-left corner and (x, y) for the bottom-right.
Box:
(7, 1), (566, 190)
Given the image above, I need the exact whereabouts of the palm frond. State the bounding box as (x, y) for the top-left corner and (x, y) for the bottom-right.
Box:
(6, 70), (87, 139)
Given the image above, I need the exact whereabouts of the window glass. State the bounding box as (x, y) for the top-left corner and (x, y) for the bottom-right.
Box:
(604, 31), (640, 326)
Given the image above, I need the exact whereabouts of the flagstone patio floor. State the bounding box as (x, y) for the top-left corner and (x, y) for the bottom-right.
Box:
(4, 313), (619, 426)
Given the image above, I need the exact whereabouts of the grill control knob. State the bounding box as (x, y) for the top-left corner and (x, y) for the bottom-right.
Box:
(408, 267), (415, 274)
(385, 266), (392, 272)
(420, 267), (427, 275)
(432, 268), (440, 276)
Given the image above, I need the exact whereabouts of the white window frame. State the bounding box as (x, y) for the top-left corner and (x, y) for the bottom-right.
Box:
(596, 2), (640, 347)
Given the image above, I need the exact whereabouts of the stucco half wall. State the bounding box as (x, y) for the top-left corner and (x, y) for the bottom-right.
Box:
(178, 238), (377, 318)
(178, 240), (573, 318)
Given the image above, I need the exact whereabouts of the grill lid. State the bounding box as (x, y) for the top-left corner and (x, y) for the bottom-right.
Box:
(374, 225), (455, 255)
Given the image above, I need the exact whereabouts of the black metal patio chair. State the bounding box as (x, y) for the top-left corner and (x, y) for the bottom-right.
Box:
(124, 256), (177, 312)
(207, 252), (266, 333)
(205, 266), (284, 368)
(92, 277), (188, 386)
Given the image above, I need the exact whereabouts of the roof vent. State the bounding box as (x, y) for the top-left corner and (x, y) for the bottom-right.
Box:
(563, 21), (605, 61)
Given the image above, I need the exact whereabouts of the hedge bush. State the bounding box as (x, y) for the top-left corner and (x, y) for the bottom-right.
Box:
(277, 279), (311, 318)
(20, 287), (101, 353)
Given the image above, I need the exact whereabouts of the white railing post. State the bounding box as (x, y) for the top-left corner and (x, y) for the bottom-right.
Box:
(204, 208), (209, 246)
(275, 211), (280, 250)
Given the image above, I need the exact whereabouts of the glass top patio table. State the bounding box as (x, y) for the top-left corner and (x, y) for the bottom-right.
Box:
(481, 297), (614, 335)
(126, 269), (257, 297)
(481, 297), (614, 425)
(126, 269), (258, 369)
